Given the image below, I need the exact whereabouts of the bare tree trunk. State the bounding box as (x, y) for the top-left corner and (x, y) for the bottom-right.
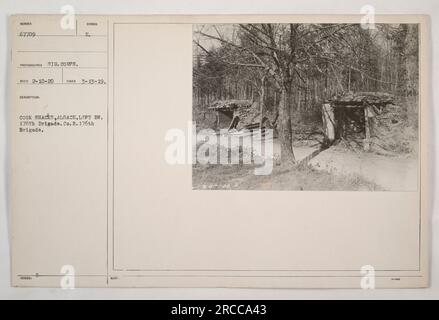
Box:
(364, 106), (371, 152)
(278, 86), (295, 163)
(322, 103), (336, 143)
(348, 68), (351, 92)
(259, 75), (266, 130)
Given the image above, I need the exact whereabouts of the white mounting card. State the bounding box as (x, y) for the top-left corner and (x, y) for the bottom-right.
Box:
(9, 14), (431, 288)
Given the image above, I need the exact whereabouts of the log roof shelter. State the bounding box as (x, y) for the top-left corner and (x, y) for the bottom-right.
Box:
(209, 100), (252, 130)
(329, 92), (395, 108)
(209, 99), (275, 131)
(323, 92), (395, 151)
(208, 99), (253, 112)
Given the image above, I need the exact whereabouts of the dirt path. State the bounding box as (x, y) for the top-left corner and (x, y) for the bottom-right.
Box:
(308, 148), (418, 191)
(272, 139), (320, 162)
(272, 137), (418, 191)
(201, 134), (417, 191)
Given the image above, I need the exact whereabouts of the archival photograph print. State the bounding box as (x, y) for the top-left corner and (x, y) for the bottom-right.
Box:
(192, 23), (419, 191)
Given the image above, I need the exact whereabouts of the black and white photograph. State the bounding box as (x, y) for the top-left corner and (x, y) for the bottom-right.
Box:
(1, 1), (435, 298)
(192, 23), (419, 191)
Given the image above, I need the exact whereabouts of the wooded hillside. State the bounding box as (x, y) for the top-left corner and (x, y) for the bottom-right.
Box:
(193, 23), (419, 163)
